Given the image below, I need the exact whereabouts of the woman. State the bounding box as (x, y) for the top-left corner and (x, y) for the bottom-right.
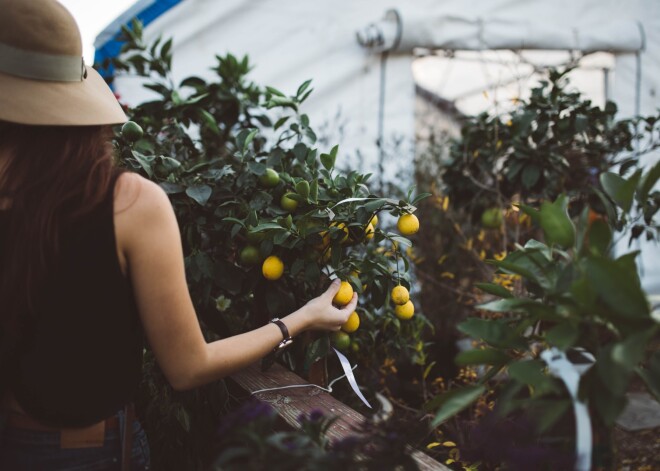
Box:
(0, 0), (357, 469)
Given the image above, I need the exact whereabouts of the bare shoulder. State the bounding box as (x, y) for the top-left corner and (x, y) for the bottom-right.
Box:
(114, 171), (172, 218)
(114, 172), (178, 259)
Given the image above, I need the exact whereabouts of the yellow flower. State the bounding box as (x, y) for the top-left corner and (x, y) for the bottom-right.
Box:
(494, 251), (507, 261)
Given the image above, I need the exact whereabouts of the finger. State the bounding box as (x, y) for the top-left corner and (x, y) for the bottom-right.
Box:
(341, 293), (358, 314)
(323, 279), (342, 300)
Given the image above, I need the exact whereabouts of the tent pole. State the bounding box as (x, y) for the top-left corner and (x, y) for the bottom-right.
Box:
(377, 51), (389, 191)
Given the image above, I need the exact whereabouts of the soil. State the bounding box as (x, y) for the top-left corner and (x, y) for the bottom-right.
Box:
(612, 425), (660, 471)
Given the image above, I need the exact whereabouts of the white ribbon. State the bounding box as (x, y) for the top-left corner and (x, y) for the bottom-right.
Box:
(333, 347), (372, 409)
(326, 197), (416, 220)
(540, 347), (595, 471)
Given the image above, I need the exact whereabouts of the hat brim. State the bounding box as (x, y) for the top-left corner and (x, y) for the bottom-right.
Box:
(0, 66), (127, 126)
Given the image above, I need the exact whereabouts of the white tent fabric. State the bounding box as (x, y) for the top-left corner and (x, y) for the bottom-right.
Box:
(103, 0), (660, 293)
(111, 0), (416, 177)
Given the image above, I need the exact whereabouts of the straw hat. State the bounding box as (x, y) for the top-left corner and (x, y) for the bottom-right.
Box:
(0, 0), (127, 126)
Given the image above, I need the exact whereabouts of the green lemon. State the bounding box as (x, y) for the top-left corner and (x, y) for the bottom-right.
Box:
(480, 207), (503, 229)
(332, 331), (351, 351)
(121, 121), (143, 142)
(239, 245), (260, 265)
(280, 193), (298, 212)
(259, 168), (280, 188)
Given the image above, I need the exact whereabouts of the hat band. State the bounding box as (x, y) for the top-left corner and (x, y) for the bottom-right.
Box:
(0, 41), (86, 82)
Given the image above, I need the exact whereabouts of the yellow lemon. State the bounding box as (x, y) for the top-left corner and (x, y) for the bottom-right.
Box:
(333, 281), (354, 306)
(342, 311), (360, 333)
(394, 300), (415, 320)
(397, 213), (419, 235)
(391, 285), (410, 305)
(262, 255), (284, 280)
(370, 214), (378, 227)
(365, 223), (375, 240)
(330, 222), (349, 243)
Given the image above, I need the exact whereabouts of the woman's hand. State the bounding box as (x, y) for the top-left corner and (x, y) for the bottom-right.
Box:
(300, 279), (358, 331)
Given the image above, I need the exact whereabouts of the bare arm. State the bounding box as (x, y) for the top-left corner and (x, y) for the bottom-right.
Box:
(115, 173), (356, 391)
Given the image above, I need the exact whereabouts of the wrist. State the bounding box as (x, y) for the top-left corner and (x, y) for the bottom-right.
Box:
(284, 306), (312, 336)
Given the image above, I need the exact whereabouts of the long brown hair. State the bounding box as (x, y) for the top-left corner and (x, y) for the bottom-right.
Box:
(0, 120), (118, 345)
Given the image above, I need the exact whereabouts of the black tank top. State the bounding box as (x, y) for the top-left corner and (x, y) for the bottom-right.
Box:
(0, 173), (143, 427)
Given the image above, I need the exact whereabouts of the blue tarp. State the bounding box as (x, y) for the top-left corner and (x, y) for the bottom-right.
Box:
(93, 0), (182, 78)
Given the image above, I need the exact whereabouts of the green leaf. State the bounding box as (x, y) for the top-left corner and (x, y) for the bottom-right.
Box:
(474, 282), (513, 298)
(389, 235), (412, 248)
(242, 128), (259, 151)
(309, 180), (319, 203)
(274, 116), (290, 130)
(250, 222), (284, 232)
(266, 96), (297, 111)
(329, 144), (338, 160)
(600, 171), (641, 212)
(637, 160), (660, 204)
(570, 278), (596, 309)
(455, 348), (510, 366)
(131, 150), (154, 178)
(539, 194), (575, 248)
(530, 399), (572, 433)
(508, 360), (558, 395)
(320, 152), (336, 171)
(295, 180), (310, 199)
(585, 255), (650, 318)
(486, 259), (536, 281)
(236, 128), (258, 152)
(426, 385), (486, 427)
(458, 318), (526, 349)
(636, 351), (660, 402)
(523, 239), (552, 259)
(545, 322), (579, 350)
(185, 184), (212, 205)
(586, 219), (612, 255)
(517, 203), (540, 225)
(159, 182), (185, 194)
(521, 165), (541, 189)
(593, 187), (619, 227)
(296, 79), (312, 98)
(303, 338), (329, 372)
(265, 86), (285, 97)
(477, 298), (536, 312)
(593, 387), (627, 427)
(488, 253), (556, 292)
(611, 328), (656, 370)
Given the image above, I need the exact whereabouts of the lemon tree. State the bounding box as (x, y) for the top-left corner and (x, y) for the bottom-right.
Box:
(107, 22), (431, 468)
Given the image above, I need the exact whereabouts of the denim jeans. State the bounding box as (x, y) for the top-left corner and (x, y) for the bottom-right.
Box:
(0, 408), (150, 470)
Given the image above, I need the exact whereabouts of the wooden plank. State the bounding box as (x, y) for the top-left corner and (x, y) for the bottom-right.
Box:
(229, 362), (450, 471)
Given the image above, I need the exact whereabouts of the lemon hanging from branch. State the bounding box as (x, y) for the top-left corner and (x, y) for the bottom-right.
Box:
(391, 285), (410, 305)
(397, 213), (419, 235)
(395, 300), (415, 320)
(262, 255), (284, 280)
